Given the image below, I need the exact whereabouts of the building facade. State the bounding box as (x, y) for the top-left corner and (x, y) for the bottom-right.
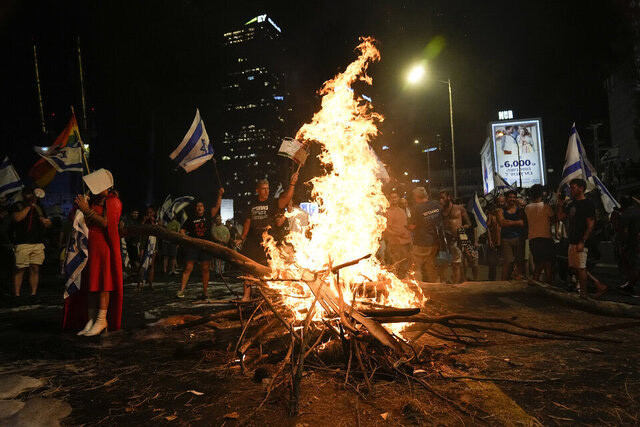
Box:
(220, 14), (286, 208)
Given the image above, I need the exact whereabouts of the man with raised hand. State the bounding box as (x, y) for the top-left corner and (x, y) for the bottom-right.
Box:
(237, 173), (299, 301)
(177, 187), (224, 299)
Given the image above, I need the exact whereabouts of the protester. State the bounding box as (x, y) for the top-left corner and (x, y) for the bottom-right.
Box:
(122, 209), (141, 273)
(177, 188), (224, 299)
(497, 190), (525, 280)
(138, 206), (158, 290)
(161, 218), (181, 276)
(238, 173), (298, 301)
(64, 169), (123, 336)
(618, 195), (640, 294)
(11, 187), (51, 298)
(211, 214), (230, 274)
(485, 195), (505, 280)
(557, 178), (607, 298)
(439, 190), (473, 283)
(407, 187), (441, 282)
(525, 184), (555, 284)
(0, 203), (14, 294)
(384, 190), (412, 279)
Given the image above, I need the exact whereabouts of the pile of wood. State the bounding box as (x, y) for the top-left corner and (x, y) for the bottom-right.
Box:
(127, 224), (621, 420)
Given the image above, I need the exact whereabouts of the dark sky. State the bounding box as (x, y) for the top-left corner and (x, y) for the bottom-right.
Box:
(0, 0), (633, 207)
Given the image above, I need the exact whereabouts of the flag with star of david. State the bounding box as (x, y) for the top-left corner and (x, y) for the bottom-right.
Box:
(34, 146), (83, 172)
(169, 108), (214, 173)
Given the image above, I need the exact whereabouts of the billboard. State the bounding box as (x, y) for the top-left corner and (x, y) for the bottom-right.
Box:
(490, 119), (545, 188)
(480, 137), (494, 194)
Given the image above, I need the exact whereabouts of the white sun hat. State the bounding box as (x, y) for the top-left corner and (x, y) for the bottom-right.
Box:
(82, 168), (114, 195)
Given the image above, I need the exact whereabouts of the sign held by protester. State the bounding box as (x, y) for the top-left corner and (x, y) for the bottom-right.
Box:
(278, 137), (309, 166)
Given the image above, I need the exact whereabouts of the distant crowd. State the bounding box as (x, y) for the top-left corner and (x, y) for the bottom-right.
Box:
(382, 179), (640, 298)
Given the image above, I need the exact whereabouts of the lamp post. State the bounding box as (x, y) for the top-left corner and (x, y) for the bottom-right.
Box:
(406, 65), (457, 198)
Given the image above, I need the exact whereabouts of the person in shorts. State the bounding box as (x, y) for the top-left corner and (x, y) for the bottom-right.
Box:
(177, 188), (223, 299)
(12, 187), (51, 297)
(557, 178), (606, 298)
(525, 184), (555, 284)
(497, 190), (525, 280)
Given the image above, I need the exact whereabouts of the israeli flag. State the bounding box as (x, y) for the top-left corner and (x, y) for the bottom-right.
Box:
(493, 172), (515, 193)
(34, 146), (83, 172)
(169, 109), (213, 173)
(120, 237), (130, 270)
(558, 124), (596, 190)
(0, 156), (24, 198)
(470, 193), (488, 236)
(158, 194), (194, 224)
(593, 176), (620, 213)
(140, 236), (157, 281)
(63, 211), (89, 299)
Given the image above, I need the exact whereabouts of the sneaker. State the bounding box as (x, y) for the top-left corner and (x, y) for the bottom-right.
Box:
(620, 282), (634, 294)
(176, 290), (185, 298)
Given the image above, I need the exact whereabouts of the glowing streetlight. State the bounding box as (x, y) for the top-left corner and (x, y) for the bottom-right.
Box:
(406, 63), (458, 198)
(414, 139), (419, 144)
(406, 64), (426, 85)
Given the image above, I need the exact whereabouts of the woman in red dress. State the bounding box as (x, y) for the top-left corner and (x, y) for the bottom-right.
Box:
(63, 169), (123, 336)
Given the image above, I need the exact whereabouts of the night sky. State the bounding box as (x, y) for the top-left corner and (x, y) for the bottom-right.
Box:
(0, 0), (633, 209)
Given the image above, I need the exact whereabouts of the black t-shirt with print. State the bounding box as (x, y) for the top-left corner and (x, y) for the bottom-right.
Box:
(565, 198), (595, 245)
(183, 214), (211, 241)
(245, 198), (280, 242)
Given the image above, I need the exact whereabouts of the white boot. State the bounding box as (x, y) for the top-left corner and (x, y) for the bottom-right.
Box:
(85, 309), (108, 336)
(77, 308), (96, 336)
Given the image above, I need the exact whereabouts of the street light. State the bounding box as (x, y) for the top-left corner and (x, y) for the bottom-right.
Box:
(406, 64), (458, 198)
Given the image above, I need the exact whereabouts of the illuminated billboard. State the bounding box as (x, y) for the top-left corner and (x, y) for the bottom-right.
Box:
(480, 137), (494, 194)
(490, 119), (545, 188)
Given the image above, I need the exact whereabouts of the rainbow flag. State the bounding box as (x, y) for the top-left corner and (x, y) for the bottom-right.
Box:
(29, 113), (83, 187)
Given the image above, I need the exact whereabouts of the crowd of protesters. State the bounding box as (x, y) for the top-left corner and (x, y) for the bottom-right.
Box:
(1, 169), (638, 337)
(382, 179), (640, 298)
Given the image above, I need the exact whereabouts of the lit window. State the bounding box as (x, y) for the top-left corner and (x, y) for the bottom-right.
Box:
(248, 76), (254, 80)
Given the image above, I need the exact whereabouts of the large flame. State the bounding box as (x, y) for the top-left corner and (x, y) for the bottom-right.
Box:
(263, 37), (424, 332)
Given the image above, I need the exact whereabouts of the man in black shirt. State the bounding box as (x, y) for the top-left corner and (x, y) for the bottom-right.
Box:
(177, 188), (223, 299)
(557, 178), (606, 298)
(407, 187), (442, 282)
(11, 187), (51, 297)
(238, 173), (298, 300)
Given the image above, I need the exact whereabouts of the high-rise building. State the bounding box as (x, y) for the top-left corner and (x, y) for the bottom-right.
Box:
(220, 14), (286, 209)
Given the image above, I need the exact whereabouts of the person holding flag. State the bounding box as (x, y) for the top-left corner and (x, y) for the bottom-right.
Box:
(557, 179), (607, 298)
(176, 188), (224, 299)
(237, 173), (299, 301)
(63, 169), (123, 336)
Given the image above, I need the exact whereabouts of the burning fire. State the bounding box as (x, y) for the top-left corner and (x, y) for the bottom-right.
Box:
(263, 37), (425, 332)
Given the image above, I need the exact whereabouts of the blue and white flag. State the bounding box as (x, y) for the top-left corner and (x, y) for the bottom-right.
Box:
(493, 172), (515, 193)
(470, 193), (488, 236)
(169, 109), (213, 173)
(34, 146), (83, 172)
(593, 175), (620, 213)
(0, 156), (24, 198)
(558, 124), (596, 190)
(63, 211), (89, 299)
(120, 237), (130, 270)
(140, 236), (157, 281)
(157, 194), (194, 224)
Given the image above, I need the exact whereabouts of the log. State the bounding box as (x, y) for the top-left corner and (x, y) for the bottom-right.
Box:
(527, 279), (640, 319)
(125, 224), (271, 277)
(359, 307), (421, 318)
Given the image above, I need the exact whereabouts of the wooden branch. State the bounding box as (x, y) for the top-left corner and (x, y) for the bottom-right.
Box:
(125, 224), (271, 277)
(527, 279), (640, 319)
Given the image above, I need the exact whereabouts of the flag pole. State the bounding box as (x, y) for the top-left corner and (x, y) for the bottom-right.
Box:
(71, 106), (90, 196)
(212, 157), (222, 187)
(33, 42), (47, 135)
